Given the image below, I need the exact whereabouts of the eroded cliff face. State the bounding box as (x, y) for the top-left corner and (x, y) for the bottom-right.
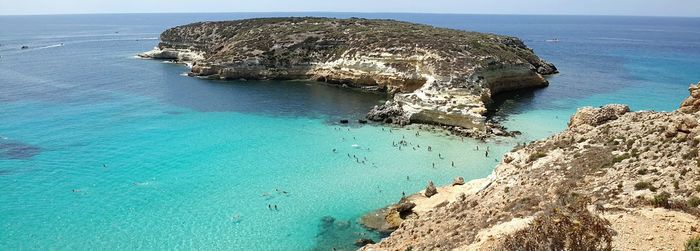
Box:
(362, 82), (700, 251)
(140, 17), (556, 130)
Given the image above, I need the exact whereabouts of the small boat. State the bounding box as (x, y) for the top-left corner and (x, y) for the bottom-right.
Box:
(545, 38), (560, 43)
(20, 45), (29, 49)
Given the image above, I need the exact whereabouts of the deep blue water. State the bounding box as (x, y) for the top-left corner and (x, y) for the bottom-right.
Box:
(1, 13), (699, 250)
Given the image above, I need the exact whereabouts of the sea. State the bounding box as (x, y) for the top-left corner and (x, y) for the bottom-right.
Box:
(1, 13), (699, 250)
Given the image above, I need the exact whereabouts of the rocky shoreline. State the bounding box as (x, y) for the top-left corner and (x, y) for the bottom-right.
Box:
(139, 17), (556, 138)
(360, 83), (700, 250)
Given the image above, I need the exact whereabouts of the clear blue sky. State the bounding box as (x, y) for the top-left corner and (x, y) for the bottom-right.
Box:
(1, 0), (699, 17)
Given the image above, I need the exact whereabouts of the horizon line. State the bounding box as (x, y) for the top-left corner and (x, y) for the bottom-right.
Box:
(1, 11), (699, 18)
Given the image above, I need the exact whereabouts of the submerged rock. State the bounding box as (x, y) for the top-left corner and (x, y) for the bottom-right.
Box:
(0, 139), (41, 159)
(355, 238), (375, 247)
(142, 17), (556, 134)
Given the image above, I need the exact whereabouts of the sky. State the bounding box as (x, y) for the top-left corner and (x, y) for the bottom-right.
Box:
(0, 0), (699, 17)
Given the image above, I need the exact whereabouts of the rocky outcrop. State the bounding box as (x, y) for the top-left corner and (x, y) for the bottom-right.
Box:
(141, 17), (556, 132)
(680, 83), (700, 114)
(568, 104), (630, 127)
(424, 181), (438, 197)
(362, 83), (700, 250)
(452, 176), (466, 186)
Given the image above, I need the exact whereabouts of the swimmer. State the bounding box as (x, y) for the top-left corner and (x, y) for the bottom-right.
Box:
(451, 161), (455, 167)
(332, 149), (337, 153)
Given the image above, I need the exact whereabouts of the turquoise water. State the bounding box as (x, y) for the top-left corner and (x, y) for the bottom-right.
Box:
(1, 13), (699, 250)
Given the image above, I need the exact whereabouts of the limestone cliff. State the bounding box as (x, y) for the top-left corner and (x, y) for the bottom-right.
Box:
(362, 82), (700, 250)
(139, 17), (556, 131)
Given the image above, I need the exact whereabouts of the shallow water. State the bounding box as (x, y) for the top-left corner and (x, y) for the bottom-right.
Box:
(0, 13), (699, 250)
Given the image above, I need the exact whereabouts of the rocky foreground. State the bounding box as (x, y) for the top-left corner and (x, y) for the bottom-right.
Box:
(139, 17), (556, 136)
(361, 83), (700, 250)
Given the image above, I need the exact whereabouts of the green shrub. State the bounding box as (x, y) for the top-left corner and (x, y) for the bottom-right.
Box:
(687, 236), (700, 251)
(637, 168), (648, 175)
(497, 196), (613, 251)
(634, 181), (656, 191)
(651, 192), (671, 208)
(529, 152), (547, 162)
(688, 196), (700, 208)
(612, 153), (631, 164)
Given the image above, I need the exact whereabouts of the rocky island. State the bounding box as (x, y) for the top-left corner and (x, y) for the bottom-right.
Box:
(139, 17), (556, 136)
(361, 83), (700, 250)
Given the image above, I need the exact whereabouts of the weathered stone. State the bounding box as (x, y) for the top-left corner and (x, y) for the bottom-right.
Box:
(355, 238), (375, 247)
(569, 104), (630, 127)
(452, 176), (466, 186)
(396, 202), (416, 214)
(384, 208), (403, 230)
(425, 181), (438, 197)
(680, 83), (700, 114)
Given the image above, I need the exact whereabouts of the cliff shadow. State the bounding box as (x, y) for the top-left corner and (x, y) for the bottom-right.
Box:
(485, 87), (542, 123)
